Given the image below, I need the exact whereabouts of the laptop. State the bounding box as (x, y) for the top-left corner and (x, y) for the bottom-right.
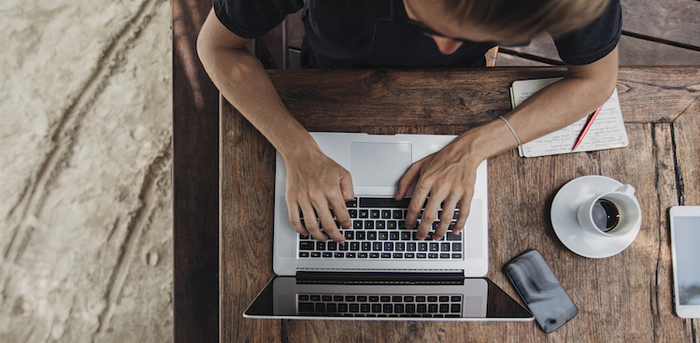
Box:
(244, 132), (533, 321)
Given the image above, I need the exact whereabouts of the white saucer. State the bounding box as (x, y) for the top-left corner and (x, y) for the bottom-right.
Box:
(551, 175), (641, 258)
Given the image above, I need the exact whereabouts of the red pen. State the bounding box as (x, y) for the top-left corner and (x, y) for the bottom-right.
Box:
(572, 106), (603, 151)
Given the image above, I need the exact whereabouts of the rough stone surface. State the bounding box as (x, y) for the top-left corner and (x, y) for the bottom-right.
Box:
(0, 0), (173, 341)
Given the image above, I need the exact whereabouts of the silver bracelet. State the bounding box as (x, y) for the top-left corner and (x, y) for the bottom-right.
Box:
(499, 116), (522, 147)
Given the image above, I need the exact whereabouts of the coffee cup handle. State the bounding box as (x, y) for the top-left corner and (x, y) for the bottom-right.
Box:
(615, 184), (635, 196)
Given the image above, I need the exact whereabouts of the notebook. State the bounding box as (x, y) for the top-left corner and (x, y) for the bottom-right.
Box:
(510, 77), (629, 158)
(243, 132), (533, 321)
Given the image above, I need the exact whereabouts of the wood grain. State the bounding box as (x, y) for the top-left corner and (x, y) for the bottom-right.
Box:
(171, 1), (220, 342)
(220, 67), (700, 342)
(621, 0), (700, 49)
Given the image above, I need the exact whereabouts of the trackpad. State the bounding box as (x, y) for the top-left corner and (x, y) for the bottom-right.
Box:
(350, 142), (412, 186)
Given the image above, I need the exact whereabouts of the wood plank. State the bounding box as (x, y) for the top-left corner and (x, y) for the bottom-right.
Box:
(619, 35), (700, 65)
(220, 96), (281, 343)
(621, 0), (700, 49)
(673, 98), (700, 206)
(495, 52), (553, 67)
(265, 67), (700, 129)
(172, 2), (220, 343)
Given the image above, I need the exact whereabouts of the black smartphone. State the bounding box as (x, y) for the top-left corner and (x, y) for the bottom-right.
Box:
(504, 250), (578, 333)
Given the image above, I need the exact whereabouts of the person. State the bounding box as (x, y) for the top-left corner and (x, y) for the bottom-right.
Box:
(197, 0), (621, 245)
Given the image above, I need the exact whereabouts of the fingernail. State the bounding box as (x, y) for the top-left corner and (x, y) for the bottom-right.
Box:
(417, 235), (425, 241)
(433, 236), (442, 241)
(452, 230), (461, 235)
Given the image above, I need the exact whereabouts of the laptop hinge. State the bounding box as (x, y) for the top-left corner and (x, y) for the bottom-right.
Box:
(295, 271), (465, 285)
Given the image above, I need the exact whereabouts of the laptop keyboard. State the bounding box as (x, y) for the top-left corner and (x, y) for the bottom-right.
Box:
(298, 197), (464, 260)
(297, 293), (462, 317)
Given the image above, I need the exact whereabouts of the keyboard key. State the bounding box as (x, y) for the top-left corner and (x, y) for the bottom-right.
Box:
(393, 210), (403, 219)
(381, 253), (391, 258)
(428, 296), (438, 302)
(390, 232), (400, 240)
(353, 220), (363, 229)
(357, 296), (367, 302)
(428, 253), (438, 259)
(376, 220), (386, 229)
(335, 252), (345, 258)
(428, 304), (438, 313)
(317, 241), (326, 250)
(322, 252), (332, 258)
(372, 304), (382, 313)
(453, 243), (462, 251)
(401, 232), (412, 240)
(394, 304), (405, 313)
(370, 210), (380, 219)
(345, 296), (355, 302)
(452, 253), (462, 259)
(350, 304), (360, 313)
(383, 304), (393, 313)
(388, 220), (397, 229)
(395, 242), (405, 251)
(378, 231), (388, 240)
(311, 295), (321, 301)
(299, 252), (309, 257)
(350, 242), (360, 251)
(349, 209), (357, 218)
(361, 304), (370, 313)
(339, 242), (348, 251)
(346, 198), (357, 208)
(359, 210), (368, 218)
(369, 296), (379, 302)
(399, 220), (406, 229)
(367, 232), (377, 240)
(451, 296), (461, 302)
(418, 243), (427, 251)
(365, 221), (374, 229)
(440, 304), (450, 313)
(404, 296), (414, 302)
(404, 253), (415, 258)
(407, 242), (416, 251)
(393, 253), (403, 258)
(361, 242), (371, 251)
(416, 296), (426, 302)
(417, 253), (426, 259)
(384, 242), (394, 251)
(446, 232), (461, 241)
(429, 243), (439, 252)
(358, 253), (368, 258)
(356, 232), (366, 240)
(338, 304), (348, 312)
(370, 253), (379, 258)
(299, 295), (309, 301)
(406, 304), (416, 313)
(440, 253), (450, 259)
(380, 296), (391, 302)
(346, 252), (356, 258)
(417, 304), (427, 313)
(327, 303), (337, 312)
(441, 243), (450, 251)
(298, 303), (314, 312)
(439, 296), (449, 302)
(373, 242), (383, 251)
(322, 295), (332, 301)
(334, 295), (343, 301)
(311, 252), (321, 258)
(299, 241), (314, 250)
(345, 231), (354, 240)
(328, 242), (337, 251)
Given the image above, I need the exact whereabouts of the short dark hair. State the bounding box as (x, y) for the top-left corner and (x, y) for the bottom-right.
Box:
(441, 0), (609, 41)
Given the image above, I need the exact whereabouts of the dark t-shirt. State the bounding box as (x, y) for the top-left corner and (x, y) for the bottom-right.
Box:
(214, 0), (621, 68)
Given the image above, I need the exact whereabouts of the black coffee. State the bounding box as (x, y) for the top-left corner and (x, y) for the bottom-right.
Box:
(591, 199), (620, 232)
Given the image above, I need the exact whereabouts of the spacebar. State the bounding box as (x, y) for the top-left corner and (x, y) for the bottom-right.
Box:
(359, 197), (411, 208)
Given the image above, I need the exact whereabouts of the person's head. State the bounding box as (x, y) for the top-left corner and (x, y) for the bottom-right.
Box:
(403, 0), (609, 54)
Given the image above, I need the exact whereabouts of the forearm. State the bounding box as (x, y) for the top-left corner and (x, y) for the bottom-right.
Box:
(459, 47), (619, 162)
(197, 11), (318, 160)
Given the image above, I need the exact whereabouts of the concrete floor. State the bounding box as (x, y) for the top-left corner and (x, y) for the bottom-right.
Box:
(1, 0), (173, 341)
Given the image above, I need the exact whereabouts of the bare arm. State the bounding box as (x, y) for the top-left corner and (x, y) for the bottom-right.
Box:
(197, 9), (352, 243)
(398, 46), (619, 240)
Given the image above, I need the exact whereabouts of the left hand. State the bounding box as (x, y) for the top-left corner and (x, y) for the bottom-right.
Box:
(395, 137), (480, 241)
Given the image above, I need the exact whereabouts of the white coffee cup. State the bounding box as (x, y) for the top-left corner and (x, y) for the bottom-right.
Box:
(577, 184), (642, 237)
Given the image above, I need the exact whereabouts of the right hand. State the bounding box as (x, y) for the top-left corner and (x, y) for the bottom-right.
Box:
(285, 148), (354, 243)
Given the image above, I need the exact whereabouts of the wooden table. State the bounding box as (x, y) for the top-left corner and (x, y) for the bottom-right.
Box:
(219, 66), (700, 342)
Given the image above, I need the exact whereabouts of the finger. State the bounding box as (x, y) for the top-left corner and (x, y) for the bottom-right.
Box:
(300, 203), (327, 242)
(404, 182), (429, 231)
(313, 199), (345, 243)
(286, 201), (309, 236)
(329, 195), (351, 230)
(339, 169), (355, 202)
(395, 160), (424, 200)
(434, 194), (461, 240)
(452, 193), (473, 235)
(417, 194), (442, 241)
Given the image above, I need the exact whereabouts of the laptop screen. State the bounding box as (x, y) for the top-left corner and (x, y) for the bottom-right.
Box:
(244, 275), (533, 321)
